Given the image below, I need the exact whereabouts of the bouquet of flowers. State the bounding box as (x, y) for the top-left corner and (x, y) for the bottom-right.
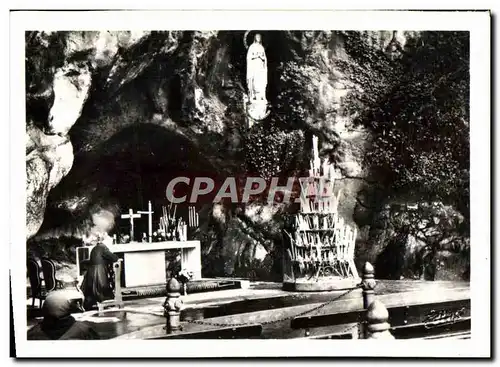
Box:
(177, 269), (194, 295)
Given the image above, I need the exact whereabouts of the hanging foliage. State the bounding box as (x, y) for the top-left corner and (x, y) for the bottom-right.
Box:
(338, 31), (469, 218)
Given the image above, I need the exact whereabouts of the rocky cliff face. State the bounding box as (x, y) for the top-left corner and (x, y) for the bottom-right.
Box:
(25, 30), (468, 281)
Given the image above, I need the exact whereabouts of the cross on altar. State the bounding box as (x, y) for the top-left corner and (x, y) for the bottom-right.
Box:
(138, 201), (154, 243)
(121, 209), (141, 241)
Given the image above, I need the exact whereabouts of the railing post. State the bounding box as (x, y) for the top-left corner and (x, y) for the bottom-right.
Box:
(366, 300), (395, 339)
(163, 278), (184, 334)
(113, 261), (123, 307)
(362, 262), (376, 309)
(361, 262), (377, 338)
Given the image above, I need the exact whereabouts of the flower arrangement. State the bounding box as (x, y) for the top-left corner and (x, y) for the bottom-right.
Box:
(176, 269), (194, 295)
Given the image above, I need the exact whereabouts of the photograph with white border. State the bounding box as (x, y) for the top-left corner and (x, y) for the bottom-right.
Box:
(10, 8), (490, 358)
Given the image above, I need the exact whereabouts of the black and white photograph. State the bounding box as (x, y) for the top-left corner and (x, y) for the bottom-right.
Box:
(9, 8), (490, 358)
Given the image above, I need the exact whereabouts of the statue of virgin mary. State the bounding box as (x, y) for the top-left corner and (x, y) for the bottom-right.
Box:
(246, 33), (267, 101)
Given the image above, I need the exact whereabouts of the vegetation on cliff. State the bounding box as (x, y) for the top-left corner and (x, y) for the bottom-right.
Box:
(338, 31), (470, 279)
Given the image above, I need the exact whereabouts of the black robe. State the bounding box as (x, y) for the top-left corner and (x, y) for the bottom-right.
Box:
(27, 315), (100, 340)
(81, 243), (119, 308)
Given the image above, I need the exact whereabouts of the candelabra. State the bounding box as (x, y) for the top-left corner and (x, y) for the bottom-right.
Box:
(283, 136), (359, 291)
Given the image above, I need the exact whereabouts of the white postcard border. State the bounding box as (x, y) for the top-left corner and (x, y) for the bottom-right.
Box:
(10, 9), (490, 358)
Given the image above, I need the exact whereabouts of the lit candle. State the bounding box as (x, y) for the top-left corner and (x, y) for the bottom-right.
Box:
(312, 135), (319, 161)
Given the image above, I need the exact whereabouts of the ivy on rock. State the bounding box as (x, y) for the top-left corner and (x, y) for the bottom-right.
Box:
(244, 121), (305, 181)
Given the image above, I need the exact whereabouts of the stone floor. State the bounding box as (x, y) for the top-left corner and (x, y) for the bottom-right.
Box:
(26, 279), (470, 339)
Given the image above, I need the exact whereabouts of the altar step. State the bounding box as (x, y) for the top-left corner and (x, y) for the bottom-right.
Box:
(121, 279), (247, 299)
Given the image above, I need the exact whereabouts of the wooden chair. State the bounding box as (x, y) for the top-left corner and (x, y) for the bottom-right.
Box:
(41, 257), (65, 292)
(27, 258), (45, 308)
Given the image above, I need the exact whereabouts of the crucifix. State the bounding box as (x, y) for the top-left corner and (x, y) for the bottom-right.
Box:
(138, 201), (154, 243)
(121, 209), (142, 242)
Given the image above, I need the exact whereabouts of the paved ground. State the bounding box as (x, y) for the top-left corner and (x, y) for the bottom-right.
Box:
(26, 279), (470, 339)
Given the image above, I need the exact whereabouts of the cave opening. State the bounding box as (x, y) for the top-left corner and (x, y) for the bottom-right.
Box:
(32, 30), (305, 253)
(39, 123), (218, 240)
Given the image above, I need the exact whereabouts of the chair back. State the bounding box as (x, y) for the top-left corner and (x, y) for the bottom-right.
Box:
(76, 247), (91, 276)
(27, 258), (42, 295)
(41, 257), (58, 292)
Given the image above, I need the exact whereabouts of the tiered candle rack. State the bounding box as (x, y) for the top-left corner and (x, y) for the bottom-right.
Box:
(283, 136), (360, 291)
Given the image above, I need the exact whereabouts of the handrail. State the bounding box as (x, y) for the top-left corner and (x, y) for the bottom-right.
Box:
(290, 262), (471, 339)
(79, 308), (164, 319)
(291, 297), (470, 330)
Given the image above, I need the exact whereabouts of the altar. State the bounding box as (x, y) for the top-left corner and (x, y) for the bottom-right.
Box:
(76, 241), (201, 288)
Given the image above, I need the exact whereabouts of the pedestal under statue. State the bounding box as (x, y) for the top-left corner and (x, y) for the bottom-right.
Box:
(245, 33), (269, 125)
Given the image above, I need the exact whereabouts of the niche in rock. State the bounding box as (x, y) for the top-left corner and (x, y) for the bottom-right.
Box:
(166, 74), (183, 121)
(227, 31), (300, 105)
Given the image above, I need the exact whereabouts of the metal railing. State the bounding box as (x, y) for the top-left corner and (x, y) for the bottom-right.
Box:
(290, 262), (471, 339)
(114, 260), (470, 339)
